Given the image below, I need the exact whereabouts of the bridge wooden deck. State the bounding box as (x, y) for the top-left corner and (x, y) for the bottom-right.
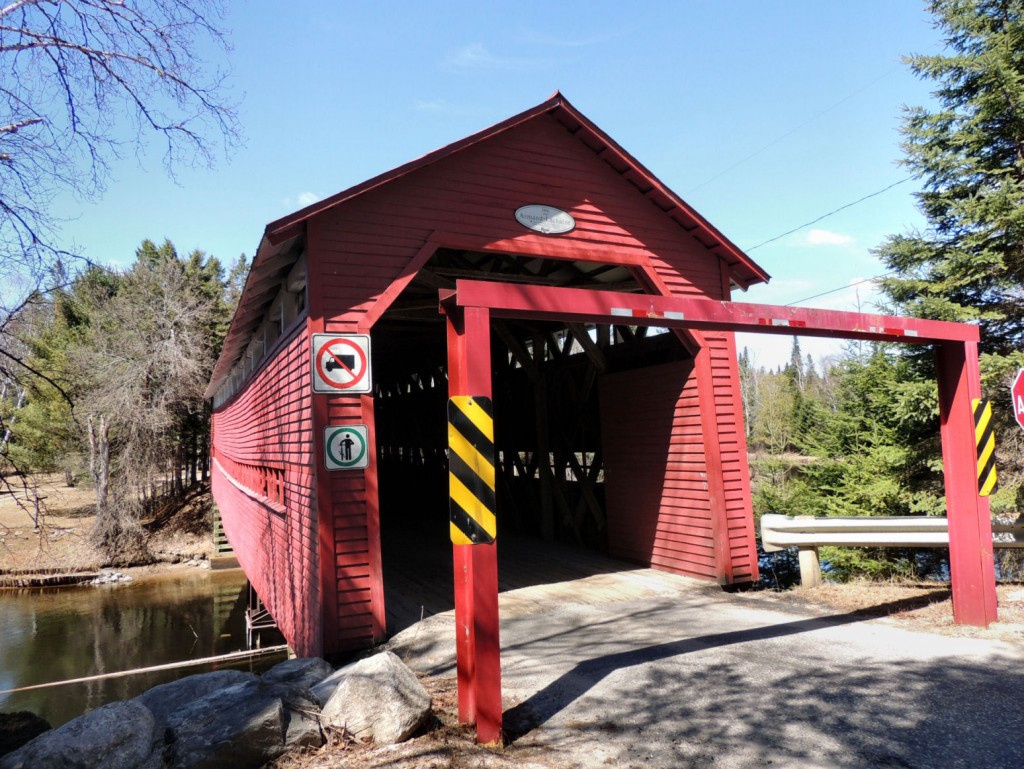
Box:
(381, 521), (705, 635)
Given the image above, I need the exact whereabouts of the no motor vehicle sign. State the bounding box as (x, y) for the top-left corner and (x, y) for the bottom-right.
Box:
(311, 334), (372, 394)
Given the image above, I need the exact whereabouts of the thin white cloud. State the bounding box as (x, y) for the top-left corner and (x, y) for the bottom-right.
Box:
(804, 228), (854, 246)
(282, 192), (321, 210)
(414, 99), (449, 113)
(442, 43), (537, 72)
(412, 99), (482, 118)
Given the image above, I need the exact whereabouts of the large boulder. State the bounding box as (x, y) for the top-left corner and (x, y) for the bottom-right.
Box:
(0, 700), (154, 769)
(310, 662), (352, 708)
(148, 678), (322, 769)
(134, 670), (257, 735)
(262, 657), (334, 691)
(1, 665), (332, 769)
(259, 680), (324, 753)
(319, 651), (431, 744)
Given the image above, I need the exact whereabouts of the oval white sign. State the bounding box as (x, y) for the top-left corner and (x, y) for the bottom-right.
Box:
(514, 205), (575, 235)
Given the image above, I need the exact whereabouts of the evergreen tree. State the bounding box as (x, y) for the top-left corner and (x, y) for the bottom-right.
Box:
(6, 240), (235, 562)
(878, 0), (1024, 357)
(877, 0), (1024, 503)
(224, 254), (251, 312)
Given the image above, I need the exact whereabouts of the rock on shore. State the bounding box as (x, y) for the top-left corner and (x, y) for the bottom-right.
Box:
(0, 652), (431, 769)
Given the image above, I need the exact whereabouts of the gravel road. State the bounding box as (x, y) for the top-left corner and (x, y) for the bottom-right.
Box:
(390, 584), (1024, 769)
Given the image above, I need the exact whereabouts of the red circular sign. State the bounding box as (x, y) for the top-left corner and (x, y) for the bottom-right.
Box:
(1012, 369), (1024, 431)
(315, 338), (368, 390)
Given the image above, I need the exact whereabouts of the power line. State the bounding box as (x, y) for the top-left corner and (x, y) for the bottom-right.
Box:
(686, 67), (901, 195)
(784, 269), (899, 307)
(745, 177), (912, 251)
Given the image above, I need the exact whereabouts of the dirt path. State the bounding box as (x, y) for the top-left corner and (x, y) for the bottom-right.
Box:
(273, 574), (1024, 769)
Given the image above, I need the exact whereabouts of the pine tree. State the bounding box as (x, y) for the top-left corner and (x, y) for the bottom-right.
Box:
(877, 0), (1024, 506)
(7, 241), (234, 562)
(878, 0), (1024, 361)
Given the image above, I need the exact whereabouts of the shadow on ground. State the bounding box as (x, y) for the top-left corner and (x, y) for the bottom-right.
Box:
(393, 589), (1024, 769)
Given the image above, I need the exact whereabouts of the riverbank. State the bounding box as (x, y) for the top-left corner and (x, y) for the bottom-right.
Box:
(0, 476), (215, 580)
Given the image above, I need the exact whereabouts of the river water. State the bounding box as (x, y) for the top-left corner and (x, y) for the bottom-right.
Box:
(0, 568), (286, 727)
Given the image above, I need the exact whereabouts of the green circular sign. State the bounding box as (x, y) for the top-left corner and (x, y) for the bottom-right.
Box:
(326, 427), (367, 469)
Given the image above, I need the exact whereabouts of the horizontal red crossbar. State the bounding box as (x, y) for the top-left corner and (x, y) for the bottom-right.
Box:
(444, 281), (979, 345)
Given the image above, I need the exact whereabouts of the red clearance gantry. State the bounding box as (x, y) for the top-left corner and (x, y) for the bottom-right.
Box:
(438, 279), (995, 741)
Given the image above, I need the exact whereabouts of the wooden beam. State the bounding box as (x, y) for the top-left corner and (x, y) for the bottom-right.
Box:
(493, 322), (540, 380)
(444, 305), (503, 745)
(567, 324), (608, 372)
(937, 340), (998, 626)
(533, 331), (554, 543)
(567, 447), (604, 532)
(447, 280), (979, 345)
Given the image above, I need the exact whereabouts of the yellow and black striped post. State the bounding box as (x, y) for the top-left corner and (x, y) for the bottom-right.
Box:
(448, 395), (497, 545)
(973, 397), (997, 497)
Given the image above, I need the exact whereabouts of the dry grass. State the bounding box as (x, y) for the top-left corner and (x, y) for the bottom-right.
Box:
(267, 676), (557, 769)
(747, 578), (1024, 642)
(0, 474), (213, 574)
(0, 476), (105, 572)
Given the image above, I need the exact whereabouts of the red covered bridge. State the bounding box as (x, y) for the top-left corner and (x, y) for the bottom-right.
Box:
(207, 93), (996, 743)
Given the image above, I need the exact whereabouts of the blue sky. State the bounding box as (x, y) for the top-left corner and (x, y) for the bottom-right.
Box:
(51, 1), (944, 369)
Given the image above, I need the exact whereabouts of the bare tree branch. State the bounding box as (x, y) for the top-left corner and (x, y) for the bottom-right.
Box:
(0, 0), (239, 290)
(0, 1), (238, 529)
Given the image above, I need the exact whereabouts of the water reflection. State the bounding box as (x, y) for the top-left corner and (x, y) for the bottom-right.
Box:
(0, 568), (285, 727)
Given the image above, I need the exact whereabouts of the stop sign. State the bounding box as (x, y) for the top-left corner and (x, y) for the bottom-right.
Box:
(1013, 369), (1024, 431)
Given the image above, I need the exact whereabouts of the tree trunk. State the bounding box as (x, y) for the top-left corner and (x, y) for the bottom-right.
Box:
(88, 414), (110, 516)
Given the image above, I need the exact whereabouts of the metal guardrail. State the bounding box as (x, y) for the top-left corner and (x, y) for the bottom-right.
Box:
(760, 514), (1024, 587)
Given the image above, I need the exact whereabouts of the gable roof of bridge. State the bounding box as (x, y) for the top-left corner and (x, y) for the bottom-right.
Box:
(208, 92), (770, 398)
(262, 91), (769, 288)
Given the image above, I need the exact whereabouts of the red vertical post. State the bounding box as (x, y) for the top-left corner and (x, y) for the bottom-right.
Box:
(693, 332), (733, 585)
(936, 340), (998, 626)
(361, 392), (387, 642)
(445, 305), (503, 744)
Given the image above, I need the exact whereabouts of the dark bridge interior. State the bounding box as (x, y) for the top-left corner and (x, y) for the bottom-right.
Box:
(370, 248), (694, 633)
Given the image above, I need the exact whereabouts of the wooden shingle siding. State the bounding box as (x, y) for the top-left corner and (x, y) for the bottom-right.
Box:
(309, 116), (723, 325)
(706, 330), (759, 581)
(304, 238), (386, 652)
(599, 360), (723, 580)
(210, 323), (321, 656)
(634, 272), (757, 583)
